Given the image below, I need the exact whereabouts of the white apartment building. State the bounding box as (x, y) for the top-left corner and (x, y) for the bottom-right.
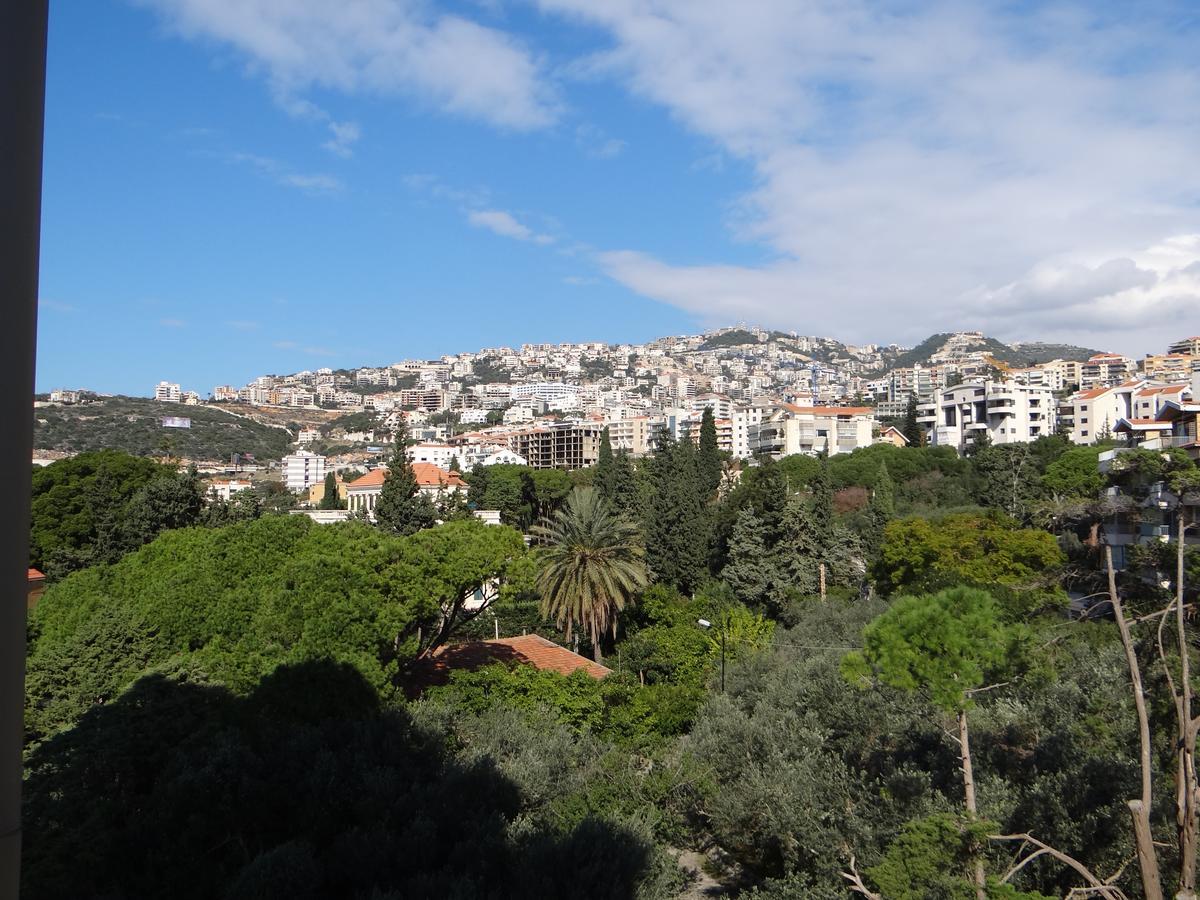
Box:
(212, 385), (239, 402)
(297, 429), (321, 444)
(1066, 381), (1190, 444)
(731, 406), (770, 459)
(691, 393), (734, 419)
(408, 442), (468, 470)
(924, 380), (1053, 452)
(154, 381), (182, 402)
(207, 478), (253, 502)
(746, 405), (875, 458)
(282, 449), (327, 492)
(510, 382), (576, 403)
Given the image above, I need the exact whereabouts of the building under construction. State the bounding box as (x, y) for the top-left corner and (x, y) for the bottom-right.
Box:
(507, 421), (602, 469)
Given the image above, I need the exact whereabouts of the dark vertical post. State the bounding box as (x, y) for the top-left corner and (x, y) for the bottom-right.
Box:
(0, 2), (50, 896)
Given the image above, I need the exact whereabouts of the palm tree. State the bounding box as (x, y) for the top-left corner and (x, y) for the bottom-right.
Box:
(531, 486), (647, 662)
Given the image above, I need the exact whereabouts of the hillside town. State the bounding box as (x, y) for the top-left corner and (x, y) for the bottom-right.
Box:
(107, 327), (1194, 479)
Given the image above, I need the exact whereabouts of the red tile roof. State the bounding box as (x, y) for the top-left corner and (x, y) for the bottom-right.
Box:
(28, 568), (44, 583)
(347, 468), (387, 489)
(405, 634), (611, 697)
(346, 463), (466, 491)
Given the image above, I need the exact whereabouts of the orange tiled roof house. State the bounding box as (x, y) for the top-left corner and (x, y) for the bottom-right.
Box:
(345, 463), (466, 517)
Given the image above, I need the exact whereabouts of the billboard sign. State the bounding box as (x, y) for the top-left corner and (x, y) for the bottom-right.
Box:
(162, 416), (192, 429)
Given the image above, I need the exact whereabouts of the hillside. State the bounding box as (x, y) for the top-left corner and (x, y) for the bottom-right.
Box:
(34, 396), (294, 462)
(874, 333), (1103, 375)
(1009, 341), (1104, 364)
(699, 328), (762, 350)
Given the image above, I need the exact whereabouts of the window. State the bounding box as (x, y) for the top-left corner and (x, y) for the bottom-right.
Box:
(1082, 430), (1089, 437)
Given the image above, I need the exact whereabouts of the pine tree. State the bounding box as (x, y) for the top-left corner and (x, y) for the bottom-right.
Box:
(722, 507), (781, 612)
(374, 430), (436, 535)
(318, 471), (342, 509)
(643, 431), (710, 593)
(447, 455), (461, 474)
(698, 406), (722, 497)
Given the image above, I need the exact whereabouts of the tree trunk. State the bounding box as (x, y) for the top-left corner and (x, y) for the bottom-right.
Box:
(958, 709), (987, 900)
(1107, 545), (1166, 900)
(1178, 511), (1198, 899)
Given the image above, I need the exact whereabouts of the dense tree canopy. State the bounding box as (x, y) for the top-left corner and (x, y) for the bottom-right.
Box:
(26, 516), (529, 742)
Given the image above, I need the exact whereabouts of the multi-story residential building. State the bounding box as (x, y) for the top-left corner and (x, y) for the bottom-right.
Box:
(747, 405), (875, 458)
(408, 442), (469, 470)
(731, 405), (770, 459)
(282, 449), (327, 492)
(605, 416), (664, 457)
(508, 421), (601, 469)
(1080, 353), (1136, 389)
(154, 381), (182, 402)
(924, 380), (1053, 452)
(212, 385), (239, 402)
(1142, 354), (1196, 383)
(510, 382), (576, 403)
(691, 393), (734, 419)
(48, 389), (81, 404)
(1168, 337), (1200, 357)
(1067, 381), (1189, 444)
(680, 415), (733, 454)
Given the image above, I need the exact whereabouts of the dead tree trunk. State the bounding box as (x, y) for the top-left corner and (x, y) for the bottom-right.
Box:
(1107, 545), (1166, 900)
(958, 708), (987, 900)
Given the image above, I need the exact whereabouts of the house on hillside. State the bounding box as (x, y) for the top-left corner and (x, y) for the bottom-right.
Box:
(406, 634), (611, 697)
(345, 463), (466, 517)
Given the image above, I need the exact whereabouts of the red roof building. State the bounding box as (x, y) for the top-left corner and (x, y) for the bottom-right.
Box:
(406, 634), (611, 696)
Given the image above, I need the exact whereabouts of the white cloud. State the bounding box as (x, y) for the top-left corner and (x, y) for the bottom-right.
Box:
(159, 317), (188, 328)
(541, 0), (1200, 353)
(468, 209), (554, 244)
(135, 0), (557, 131)
(322, 120), (361, 158)
(222, 151), (342, 194)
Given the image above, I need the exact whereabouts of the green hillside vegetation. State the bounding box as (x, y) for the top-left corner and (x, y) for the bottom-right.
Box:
(873, 333), (1104, 376)
(1010, 341), (1104, 364)
(34, 395), (293, 461)
(699, 328), (761, 350)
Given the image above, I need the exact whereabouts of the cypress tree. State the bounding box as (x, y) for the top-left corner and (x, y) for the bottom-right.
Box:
(866, 461), (895, 553)
(596, 427), (616, 499)
(811, 453), (834, 539)
(901, 394), (925, 447)
(318, 471), (342, 509)
(374, 429), (436, 535)
(643, 431), (710, 593)
(697, 406), (722, 496)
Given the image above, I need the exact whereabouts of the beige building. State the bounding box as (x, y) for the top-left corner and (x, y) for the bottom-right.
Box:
(605, 416), (664, 457)
(747, 405), (875, 458)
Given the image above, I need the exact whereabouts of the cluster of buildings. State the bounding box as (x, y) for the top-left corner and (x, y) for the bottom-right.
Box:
(135, 330), (1200, 487)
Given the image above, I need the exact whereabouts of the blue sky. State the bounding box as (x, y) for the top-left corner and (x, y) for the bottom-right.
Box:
(37, 1), (1200, 395)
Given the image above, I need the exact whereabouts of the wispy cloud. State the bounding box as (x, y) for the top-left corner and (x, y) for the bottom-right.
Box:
(273, 340), (298, 350)
(541, 0), (1200, 353)
(322, 120), (361, 158)
(39, 299), (78, 313)
(135, 0), (558, 134)
(222, 152), (342, 195)
(159, 317), (187, 328)
(467, 209), (554, 244)
(563, 275), (598, 286)
(226, 319), (259, 331)
(575, 123), (626, 159)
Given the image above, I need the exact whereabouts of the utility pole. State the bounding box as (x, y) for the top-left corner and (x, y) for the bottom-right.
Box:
(1, 2), (49, 897)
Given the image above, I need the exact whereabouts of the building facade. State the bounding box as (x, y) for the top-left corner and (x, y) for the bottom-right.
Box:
(282, 449), (327, 492)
